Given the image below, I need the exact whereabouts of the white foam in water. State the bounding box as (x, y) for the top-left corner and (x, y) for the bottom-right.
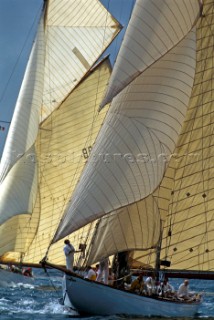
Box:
(42, 300), (76, 315)
(14, 282), (35, 289)
(0, 297), (10, 305)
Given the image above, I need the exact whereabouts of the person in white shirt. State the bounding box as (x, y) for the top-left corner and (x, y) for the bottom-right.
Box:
(177, 279), (191, 299)
(96, 257), (109, 284)
(158, 278), (175, 297)
(145, 275), (156, 296)
(85, 266), (97, 281)
(63, 239), (75, 271)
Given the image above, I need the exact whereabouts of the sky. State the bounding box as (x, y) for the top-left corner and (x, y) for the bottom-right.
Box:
(0, 0), (135, 156)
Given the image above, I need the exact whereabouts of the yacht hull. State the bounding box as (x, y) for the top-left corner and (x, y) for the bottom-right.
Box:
(62, 274), (201, 317)
(0, 268), (34, 287)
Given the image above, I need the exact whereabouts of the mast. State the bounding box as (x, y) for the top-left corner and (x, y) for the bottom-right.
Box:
(155, 230), (162, 282)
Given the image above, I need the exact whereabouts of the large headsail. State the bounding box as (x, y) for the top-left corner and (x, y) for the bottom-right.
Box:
(0, 0), (120, 263)
(100, 0), (200, 108)
(53, 0), (200, 241)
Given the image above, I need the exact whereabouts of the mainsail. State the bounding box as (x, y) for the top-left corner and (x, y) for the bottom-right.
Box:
(0, 0), (120, 264)
(159, 0), (214, 272)
(82, 0), (214, 274)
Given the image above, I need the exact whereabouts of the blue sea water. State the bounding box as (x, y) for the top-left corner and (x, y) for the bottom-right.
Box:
(0, 269), (213, 320)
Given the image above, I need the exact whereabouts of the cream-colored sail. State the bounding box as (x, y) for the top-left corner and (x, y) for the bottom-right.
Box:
(159, 0), (214, 271)
(54, 27), (197, 241)
(20, 59), (111, 265)
(0, 146), (38, 225)
(42, 0), (120, 120)
(100, 0), (200, 108)
(106, 0), (214, 273)
(0, 212), (39, 258)
(0, 16), (44, 225)
(0, 16), (44, 182)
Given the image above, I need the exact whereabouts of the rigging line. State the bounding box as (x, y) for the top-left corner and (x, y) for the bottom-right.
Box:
(196, 8), (214, 269)
(131, 202), (141, 250)
(115, 207), (131, 250)
(104, 0), (130, 66)
(146, 248), (154, 268)
(165, 10), (210, 249)
(109, 215), (124, 255)
(152, 190), (164, 261)
(68, 65), (112, 192)
(0, 3), (43, 106)
(41, 266), (60, 292)
(75, 221), (96, 268)
(82, 220), (101, 267)
(38, 63), (71, 251)
(0, 120), (10, 124)
(49, 109), (100, 241)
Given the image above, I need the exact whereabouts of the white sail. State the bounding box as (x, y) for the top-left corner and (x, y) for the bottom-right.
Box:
(0, 211), (39, 257)
(0, 146), (38, 225)
(0, 15), (44, 225)
(0, 15), (45, 181)
(87, 196), (161, 265)
(54, 28), (197, 241)
(100, 0), (200, 108)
